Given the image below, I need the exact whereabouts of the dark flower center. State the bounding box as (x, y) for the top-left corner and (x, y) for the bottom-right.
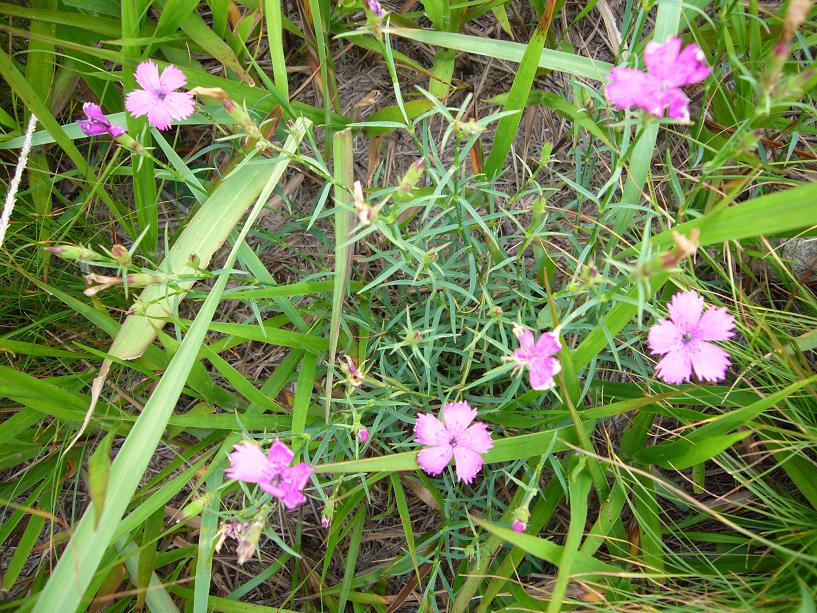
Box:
(682, 331), (693, 342)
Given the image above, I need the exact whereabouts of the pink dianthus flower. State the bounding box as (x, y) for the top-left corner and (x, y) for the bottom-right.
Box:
(605, 37), (711, 122)
(511, 326), (561, 391)
(415, 401), (493, 484)
(648, 290), (735, 384)
(226, 440), (313, 509)
(78, 103), (127, 137)
(125, 61), (195, 130)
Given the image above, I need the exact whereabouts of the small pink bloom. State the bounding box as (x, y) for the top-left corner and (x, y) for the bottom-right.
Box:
(512, 326), (561, 390)
(357, 427), (370, 443)
(321, 516), (330, 528)
(226, 440), (314, 509)
(648, 290), (735, 385)
(364, 0), (384, 17)
(605, 37), (711, 121)
(125, 61), (195, 130)
(512, 519), (526, 533)
(78, 103), (127, 138)
(415, 401), (493, 484)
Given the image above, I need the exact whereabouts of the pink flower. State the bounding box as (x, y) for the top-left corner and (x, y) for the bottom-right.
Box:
(512, 519), (527, 533)
(605, 37), (711, 121)
(414, 401), (493, 484)
(648, 290), (735, 384)
(512, 326), (561, 390)
(125, 61), (195, 130)
(357, 427), (370, 443)
(226, 440), (314, 509)
(321, 515), (331, 529)
(78, 103), (127, 138)
(364, 0), (384, 17)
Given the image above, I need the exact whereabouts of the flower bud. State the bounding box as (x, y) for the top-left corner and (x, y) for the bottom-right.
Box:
(511, 505), (530, 533)
(357, 427), (370, 443)
(398, 158), (425, 195)
(46, 244), (103, 262)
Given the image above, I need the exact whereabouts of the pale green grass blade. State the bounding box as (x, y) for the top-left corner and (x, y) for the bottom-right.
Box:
(483, 0), (556, 177)
(325, 128), (354, 421)
(546, 459), (591, 613)
(386, 27), (611, 80)
(194, 469), (224, 613)
(30, 119), (308, 613)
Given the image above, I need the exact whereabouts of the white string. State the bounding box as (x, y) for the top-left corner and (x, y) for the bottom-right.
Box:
(0, 113), (38, 249)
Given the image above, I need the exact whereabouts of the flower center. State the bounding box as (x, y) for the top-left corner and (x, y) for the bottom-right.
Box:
(449, 436), (458, 448)
(682, 332), (693, 343)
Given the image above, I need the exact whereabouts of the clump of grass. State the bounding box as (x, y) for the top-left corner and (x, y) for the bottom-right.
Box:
(1, 0), (817, 611)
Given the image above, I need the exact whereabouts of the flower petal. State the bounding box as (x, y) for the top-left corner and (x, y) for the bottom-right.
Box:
(134, 61), (162, 93)
(452, 447), (484, 484)
(647, 318), (684, 355)
(671, 43), (711, 87)
(267, 439), (294, 467)
(82, 102), (106, 122)
(529, 356), (560, 390)
(688, 340), (731, 382)
(655, 349), (692, 385)
(146, 103), (174, 130)
(694, 306), (735, 342)
(414, 413), (449, 446)
(534, 331), (561, 356)
(225, 442), (271, 483)
(664, 87), (691, 122)
(667, 290), (704, 332)
(158, 64), (187, 92)
(125, 89), (159, 118)
(458, 422), (493, 455)
(442, 401), (476, 437)
(417, 445), (453, 476)
(605, 67), (663, 115)
(160, 91), (196, 121)
(644, 38), (682, 82)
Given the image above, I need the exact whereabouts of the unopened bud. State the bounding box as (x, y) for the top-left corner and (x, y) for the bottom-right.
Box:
(398, 158), (425, 194)
(357, 427), (370, 443)
(511, 505), (530, 533)
(46, 244), (103, 262)
(175, 493), (214, 523)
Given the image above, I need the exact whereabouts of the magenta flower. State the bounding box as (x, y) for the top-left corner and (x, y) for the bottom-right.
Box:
(648, 290), (735, 385)
(125, 61), (195, 130)
(605, 37), (711, 122)
(357, 427), (370, 443)
(364, 0), (384, 17)
(512, 519), (527, 533)
(415, 401), (493, 484)
(512, 326), (561, 391)
(78, 103), (127, 138)
(226, 440), (313, 509)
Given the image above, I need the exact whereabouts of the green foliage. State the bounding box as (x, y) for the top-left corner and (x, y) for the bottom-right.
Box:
(1, 0), (817, 611)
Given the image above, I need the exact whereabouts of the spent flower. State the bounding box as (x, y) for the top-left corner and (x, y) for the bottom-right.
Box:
(415, 401), (493, 484)
(605, 37), (711, 122)
(226, 440), (313, 509)
(125, 61), (195, 130)
(648, 290), (735, 384)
